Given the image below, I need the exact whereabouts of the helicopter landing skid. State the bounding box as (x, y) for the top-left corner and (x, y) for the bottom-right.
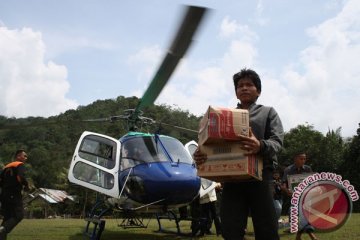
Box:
(155, 210), (192, 236)
(83, 217), (106, 240)
(83, 197), (111, 240)
(155, 210), (206, 237)
(156, 211), (179, 234)
(118, 217), (148, 229)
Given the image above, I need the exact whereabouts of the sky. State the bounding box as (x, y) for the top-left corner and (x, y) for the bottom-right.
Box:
(0, 0), (359, 138)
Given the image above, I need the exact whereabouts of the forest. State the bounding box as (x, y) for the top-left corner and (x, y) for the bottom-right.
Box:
(1, 95), (359, 213)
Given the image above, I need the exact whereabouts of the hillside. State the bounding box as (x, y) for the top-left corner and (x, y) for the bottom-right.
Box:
(0, 95), (201, 190)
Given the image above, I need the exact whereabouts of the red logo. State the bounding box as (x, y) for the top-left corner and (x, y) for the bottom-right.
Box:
(300, 182), (351, 232)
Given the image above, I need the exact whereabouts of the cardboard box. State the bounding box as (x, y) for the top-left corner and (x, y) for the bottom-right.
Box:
(197, 143), (263, 182)
(287, 173), (313, 191)
(198, 106), (249, 145)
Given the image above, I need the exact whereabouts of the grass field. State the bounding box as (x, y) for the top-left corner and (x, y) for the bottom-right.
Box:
(6, 213), (360, 240)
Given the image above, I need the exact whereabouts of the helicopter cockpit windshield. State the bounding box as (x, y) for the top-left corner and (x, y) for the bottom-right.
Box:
(121, 135), (194, 170)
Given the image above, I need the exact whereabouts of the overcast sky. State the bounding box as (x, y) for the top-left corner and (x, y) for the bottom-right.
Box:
(0, 0), (359, 137)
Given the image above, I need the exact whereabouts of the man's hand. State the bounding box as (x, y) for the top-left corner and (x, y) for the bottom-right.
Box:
(237, 128), (260, 154)
(193, 148), (207, 167)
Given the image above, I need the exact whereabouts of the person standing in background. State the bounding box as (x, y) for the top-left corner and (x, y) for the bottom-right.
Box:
(273, 170), (283, 222)
(199, 182), (222, 236)
(0, 149), (30, 240)
(282, 152), (318, 240)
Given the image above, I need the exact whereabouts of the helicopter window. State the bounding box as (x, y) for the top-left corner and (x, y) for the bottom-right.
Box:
(78, 135), (116, 169)
(120, 136), (193, 169)
(120, 136), (167, 169)
(159, 136), (194, 164)
(72, 162), (114, 189)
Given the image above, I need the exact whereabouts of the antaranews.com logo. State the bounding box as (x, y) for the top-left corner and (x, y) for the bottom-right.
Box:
(290, 172), (359, 233)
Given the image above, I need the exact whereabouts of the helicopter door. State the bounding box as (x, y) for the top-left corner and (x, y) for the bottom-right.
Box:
(184, 140), (198, 159)
(68, 131), (120, 198)
(184, 140), (217, 198)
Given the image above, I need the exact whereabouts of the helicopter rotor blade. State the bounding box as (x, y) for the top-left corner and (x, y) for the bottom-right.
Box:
(0, 119), (85, 130)
(0, 115), (128, 130)
(82, 115), (129, 123)
(130, 6), (209, 126)
(156, 122), (198, 134)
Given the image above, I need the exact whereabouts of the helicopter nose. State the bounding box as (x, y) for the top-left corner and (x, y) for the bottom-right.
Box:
(122, 162), (200, 204)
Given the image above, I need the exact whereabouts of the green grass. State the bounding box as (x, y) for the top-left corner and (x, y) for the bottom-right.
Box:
(6, 213), (360, 240)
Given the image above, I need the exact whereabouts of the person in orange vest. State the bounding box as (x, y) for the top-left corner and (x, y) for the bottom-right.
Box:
(0, 149), (29, 240)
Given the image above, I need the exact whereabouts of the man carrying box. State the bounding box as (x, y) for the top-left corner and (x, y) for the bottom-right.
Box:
(196, 105), (263, 182)
(194, 68), (284, 240)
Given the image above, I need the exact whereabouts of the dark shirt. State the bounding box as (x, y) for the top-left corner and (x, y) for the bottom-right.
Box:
(282, 164), (312, 187)
(238, 103), (284, 170)
(1, 162), (28, 200)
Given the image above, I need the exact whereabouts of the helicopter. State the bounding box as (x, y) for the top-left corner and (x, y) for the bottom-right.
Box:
(66, 5), (216, 239)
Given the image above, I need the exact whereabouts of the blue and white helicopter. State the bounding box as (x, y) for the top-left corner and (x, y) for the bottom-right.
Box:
(67, 6), (216, 239)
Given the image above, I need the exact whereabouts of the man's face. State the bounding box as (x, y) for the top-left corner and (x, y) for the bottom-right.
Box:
(273, 172), (280, 180)
(17, 151), (28, 162)
(294, 153), (306, 168)
(236, 78), (260, 104)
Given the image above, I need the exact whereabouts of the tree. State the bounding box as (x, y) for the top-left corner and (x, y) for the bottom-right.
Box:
(278, 124), (324, 170)
(278, 124), (345, 173)
(318, 128), (344, 172)
(340, 123), (360, 211)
